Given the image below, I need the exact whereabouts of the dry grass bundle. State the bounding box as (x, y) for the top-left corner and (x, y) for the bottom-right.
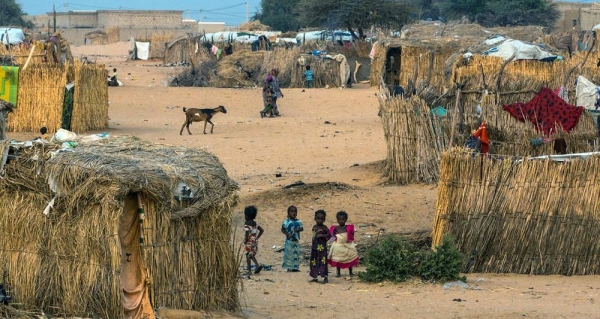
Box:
(259, 46), (302, 87)
(8, 64), (67, 132)
(0, 135), (240, 317)
(213, 50), (267, 87)
(378, 93), (445, 184)
(0, 43), (46, 65)
(239, 20), (270, 31)
(432, 150), (600, 275)
(105, 27), (120, 44)
(70, 61), (109, 132)
(370, 42), (387, 87)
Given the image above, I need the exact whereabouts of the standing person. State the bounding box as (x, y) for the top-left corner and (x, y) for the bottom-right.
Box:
(281, 205), (303, 272)
(303, 65), (314, 88)
(262, 68), (283, 117)
(310, 210), (331, 283)
(244, 205), (264, 277)
(328, 211), (359, 277)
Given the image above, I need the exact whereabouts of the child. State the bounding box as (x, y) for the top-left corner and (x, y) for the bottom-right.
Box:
(303, 65), (314, 88)
(310, 209), (331, 283)
(108, 68), (119, 86)
(328, 211), (359, 277)
(244, 205), (264, 277)
(281, 205), (303, 272)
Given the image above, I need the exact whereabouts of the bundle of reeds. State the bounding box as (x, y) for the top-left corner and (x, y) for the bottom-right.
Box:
(259, 46), (302, 87)
(70, 61), (109, 132)
(379, 92), (445, 184)
(0, 135), (240, 316)
(213, 50), (267, 87)
(432, 150), (600, 275)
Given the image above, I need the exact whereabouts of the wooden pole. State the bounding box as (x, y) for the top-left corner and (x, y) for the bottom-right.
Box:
(22, 45), (36, 71)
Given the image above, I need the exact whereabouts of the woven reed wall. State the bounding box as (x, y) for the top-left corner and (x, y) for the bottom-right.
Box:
(398, 46), (454, 90)
(7, 63), (109, 133)
(379, 94), (445, 184)
(144, 200), (239, 311)
(432, 151), (600, 275)
(8, 65), (67, 132)
(71, 62), (109, 132)
(370, 42), (386, 87)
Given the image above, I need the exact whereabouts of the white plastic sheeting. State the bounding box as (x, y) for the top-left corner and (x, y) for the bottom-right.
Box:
(135, 42), (150, 60)
(296, 30), (353, 43)
(0, 27), (25, 45)
(576, 75), (600, 111)
(333, 54), (351, 88)
(200, 32), (259, 44)
(484, 39), (557, 61)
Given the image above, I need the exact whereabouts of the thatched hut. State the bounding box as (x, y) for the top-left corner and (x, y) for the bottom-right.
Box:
(432, 150), (600, 275)
(164, 35), (214, 65)
(84, 30), (108, 45)
(0, 135), (240, 317)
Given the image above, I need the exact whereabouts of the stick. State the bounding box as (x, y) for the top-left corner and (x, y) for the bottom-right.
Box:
(449, 86), (461, 148)
(22, 45), (36, 71)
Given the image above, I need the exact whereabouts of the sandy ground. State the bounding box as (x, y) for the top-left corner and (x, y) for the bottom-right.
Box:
(9, 42), (600, 318)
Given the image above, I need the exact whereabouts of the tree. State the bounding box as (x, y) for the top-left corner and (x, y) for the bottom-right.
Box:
(430, 0), (560, 28)
(482, 0), (560, 27)
(0, 0), (34, 28)
(297, 0), (419, 40)
(258, 0), (301, 32)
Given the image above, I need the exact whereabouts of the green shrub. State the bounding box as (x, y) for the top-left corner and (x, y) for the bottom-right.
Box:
(417, 235), (464, 282)
(358, 235), (417, 283)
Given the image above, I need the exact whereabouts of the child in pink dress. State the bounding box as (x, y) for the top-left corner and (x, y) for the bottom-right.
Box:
(328, 211), (359, 277)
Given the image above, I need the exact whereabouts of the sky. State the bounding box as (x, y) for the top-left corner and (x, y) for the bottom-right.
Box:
(17, 0), (262, 26)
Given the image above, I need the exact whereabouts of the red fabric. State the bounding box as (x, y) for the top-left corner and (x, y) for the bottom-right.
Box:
(472, 122), (489, 154)
(502, 87), (584, 136)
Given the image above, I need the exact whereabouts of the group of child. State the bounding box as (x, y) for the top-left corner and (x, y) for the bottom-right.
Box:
(243, 205), (359, 284)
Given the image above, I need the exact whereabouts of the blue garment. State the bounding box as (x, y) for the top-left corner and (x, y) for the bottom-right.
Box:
(282, 218), (303, 270)
(304, 70), (314, 81)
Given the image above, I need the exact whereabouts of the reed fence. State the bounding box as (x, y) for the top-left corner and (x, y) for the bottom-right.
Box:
(432, 150), (600, 275)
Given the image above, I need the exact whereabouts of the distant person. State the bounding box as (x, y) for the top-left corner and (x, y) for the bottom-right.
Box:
(224, 43), (233, 55)
(281, 205), (303, 272)
(310, 209), (331, 283)
(108, 68), (119, 87)
(260, 68), (283, 117)
(303, 65), (314, 88)
(243, 205), (264, 277)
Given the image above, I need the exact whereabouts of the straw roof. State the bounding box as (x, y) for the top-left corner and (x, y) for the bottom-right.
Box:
(7, 135), (239, 219)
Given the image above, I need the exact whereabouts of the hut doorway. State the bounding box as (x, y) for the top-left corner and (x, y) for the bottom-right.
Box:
(119, 193), (155, 319)
(385, 47), (401, 91)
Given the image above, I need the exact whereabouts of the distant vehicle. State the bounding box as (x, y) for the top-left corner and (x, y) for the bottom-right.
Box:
(0, 27), (25, 45)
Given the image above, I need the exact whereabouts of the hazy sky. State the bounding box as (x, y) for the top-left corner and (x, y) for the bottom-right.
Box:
(17, 0), (262, 25)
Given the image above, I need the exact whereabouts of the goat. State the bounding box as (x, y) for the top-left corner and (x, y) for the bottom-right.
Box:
(180, 105), (227, 135)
